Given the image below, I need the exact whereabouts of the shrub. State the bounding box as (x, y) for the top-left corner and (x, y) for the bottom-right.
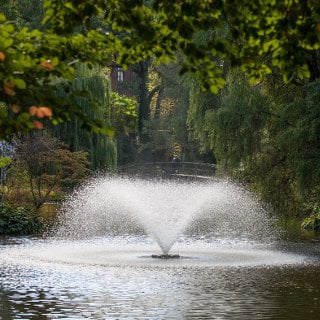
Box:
(301, 205), (320, 231)
(0, 204), (43, 235)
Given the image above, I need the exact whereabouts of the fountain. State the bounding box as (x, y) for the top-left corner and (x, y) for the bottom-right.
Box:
(1, 175), (306, 268)
(51, 176), (276, 260)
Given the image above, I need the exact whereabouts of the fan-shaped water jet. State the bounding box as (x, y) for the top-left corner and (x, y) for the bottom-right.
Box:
(52, 176), (274, 257)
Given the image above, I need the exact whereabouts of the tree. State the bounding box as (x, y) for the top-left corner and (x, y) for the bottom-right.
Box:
(53, 63), (116, 170)
(44, 0), (320, 82)
(0, 9), (111, 139)
(0, 142), (14, 203)
(134, 59), (213, 163)
(189, 70), (268, 169)
(187, 67), (320, 215)
(139, 61), (189, 162)
(15, 133), (90, 209)
(110, 92), (138, 165)
(0, 0), (44, 30)
(1, 1), (320, 138)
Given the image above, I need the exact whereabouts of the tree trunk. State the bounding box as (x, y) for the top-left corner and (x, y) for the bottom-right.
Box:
(135, 59), (151, 137)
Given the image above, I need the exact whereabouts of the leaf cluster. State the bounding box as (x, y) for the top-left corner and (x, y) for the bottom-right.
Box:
(0, 203), (42, 235)
(1, 0), (320, 138)
(15, 133), (90, 208)
(188, 69), (320, 214)
(110, 92), (138, 135)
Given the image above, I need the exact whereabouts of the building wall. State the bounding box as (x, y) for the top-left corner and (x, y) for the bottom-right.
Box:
(110, 65), (137, 96)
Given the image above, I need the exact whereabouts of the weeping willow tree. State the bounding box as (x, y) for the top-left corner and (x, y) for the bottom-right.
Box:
(53, 63), (117, 170)
(187, 69), (320, 216)
(203, 71), (267, 169)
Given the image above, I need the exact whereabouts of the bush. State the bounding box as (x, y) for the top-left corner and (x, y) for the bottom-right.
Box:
(0, 204), (43, 235)
(301, 205), (320, 231)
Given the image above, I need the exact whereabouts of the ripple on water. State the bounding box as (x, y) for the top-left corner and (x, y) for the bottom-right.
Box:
(0, 236), (308, 270)
(0, 233), (319, 320)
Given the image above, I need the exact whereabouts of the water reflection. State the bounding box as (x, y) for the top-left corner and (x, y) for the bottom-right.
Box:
(1, 265), (320, 319)
(0, 237), (320, 319)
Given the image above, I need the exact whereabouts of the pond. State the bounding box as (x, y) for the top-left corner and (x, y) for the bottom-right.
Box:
(0, 235), (320, 320)
(1, 177), (320, 319)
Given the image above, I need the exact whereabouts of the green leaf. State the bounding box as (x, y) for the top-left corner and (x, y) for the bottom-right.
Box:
(209, 84), (219, 94)
(94, 126), (115, 137)
(0, 14), (6, 22)
(12, 78), (27, 89)
(2, 38), (13, 48)
(52, 57), (59, 66)
(297, 64), (310, 79)
(64, 2), (75, 10)
(0, 156), (11, 168)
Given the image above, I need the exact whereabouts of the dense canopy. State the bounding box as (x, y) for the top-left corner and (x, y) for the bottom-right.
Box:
(0, 0), (320, 137)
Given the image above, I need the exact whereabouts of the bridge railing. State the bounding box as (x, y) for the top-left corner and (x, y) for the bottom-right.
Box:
(118, 162), (216, 179)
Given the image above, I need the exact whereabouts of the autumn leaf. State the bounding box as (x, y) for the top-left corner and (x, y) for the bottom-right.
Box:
(3, 82), (15, 96)
(29, 106), (38, 116)
(33, 121), (43, 129)
(39, 106), (53, 117)
(0, 52), (5, 61)
(29, 105), (53, 118)
(40, 60), (54, 70)
(11, 104), (20, 113)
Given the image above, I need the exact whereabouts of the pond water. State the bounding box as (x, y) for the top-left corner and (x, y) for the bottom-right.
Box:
(1, 235), (320, 320)
(1, 177), (320, 319)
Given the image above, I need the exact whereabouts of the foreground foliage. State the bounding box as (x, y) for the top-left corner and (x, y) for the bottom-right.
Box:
(1, 1), (320, 137)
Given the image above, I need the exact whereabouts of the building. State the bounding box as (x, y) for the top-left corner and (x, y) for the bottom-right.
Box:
(109, 64), (137, 96)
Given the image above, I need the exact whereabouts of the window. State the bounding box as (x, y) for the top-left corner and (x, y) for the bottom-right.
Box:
(117, 67), (124, 82)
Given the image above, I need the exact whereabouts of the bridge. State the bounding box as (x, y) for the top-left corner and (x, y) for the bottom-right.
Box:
(118, 162), (216, 180)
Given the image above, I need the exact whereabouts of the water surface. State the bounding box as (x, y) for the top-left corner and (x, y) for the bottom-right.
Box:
(1, 235), (320, 320)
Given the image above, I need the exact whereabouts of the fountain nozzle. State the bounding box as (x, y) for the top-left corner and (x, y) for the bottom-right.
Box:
(151, 254), (180, 259)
